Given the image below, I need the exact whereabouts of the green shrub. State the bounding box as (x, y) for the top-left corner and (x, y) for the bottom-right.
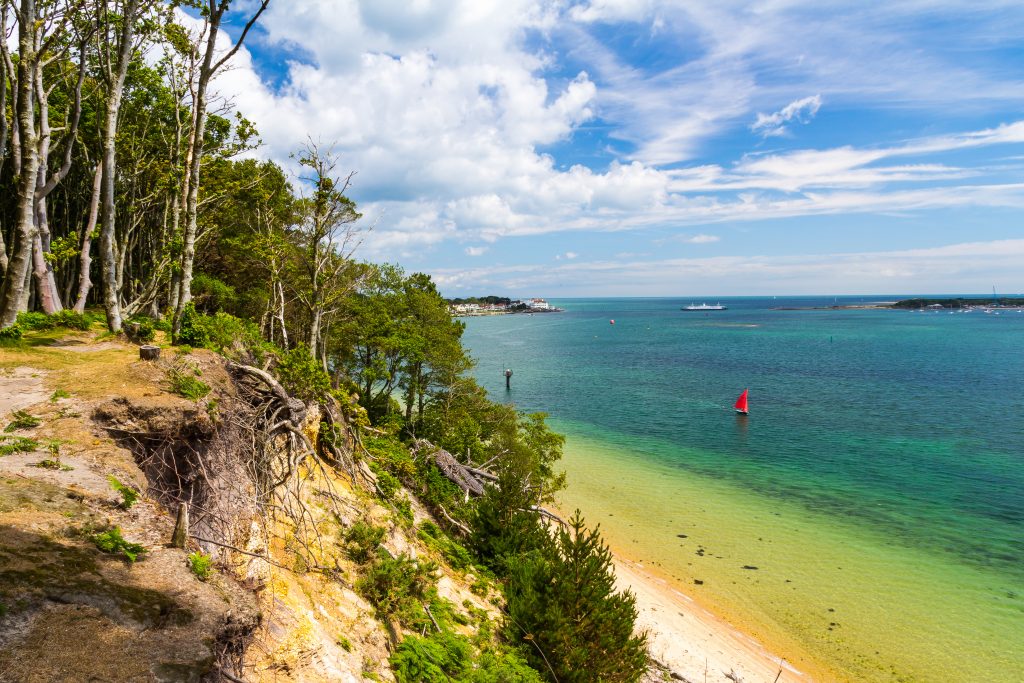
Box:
(168, 364), (211, 400)
(202, 312), (259, 354)
(463, 650), (544, 683)
(50, 389), (71, 402)
(0, 324), (23, 343)
(275, 345), (331, 402)
(390, 631), (472, 683)
(93, 527), (146, 563)
(356, 553), (437, 620)
(152, 317), (172, 333)
(418, 522), (473, 570)
(175, 303), (209, 347)
(192, 273), (237, 312)
(16, 310), (93, 331)
(372, 467), (401, 500)
(126, 316), (156, 342)
(5, 410), (41, 432)
(188, 551), (214, 580)
(0, 436), (39, 456)
(343, 521), (386, 564)
(108, 475), (140, 509)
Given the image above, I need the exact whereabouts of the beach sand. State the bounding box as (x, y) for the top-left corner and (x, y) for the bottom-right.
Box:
(613, 556), (810, 683)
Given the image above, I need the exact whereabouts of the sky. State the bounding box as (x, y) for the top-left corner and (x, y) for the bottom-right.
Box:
(209, 0), (1024, 296)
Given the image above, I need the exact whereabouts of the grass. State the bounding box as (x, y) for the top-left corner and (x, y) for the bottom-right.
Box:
(0, 436), (40, 456)
(50, 388), (71, 401)
(187, 551), (214, 580)
(92, 527), (147, 563)
(168, 364), (211, 400)
(108, 476), (140, 509)
(4, 410), (41, 432)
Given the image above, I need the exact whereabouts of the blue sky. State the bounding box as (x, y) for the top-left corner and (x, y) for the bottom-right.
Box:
(212, 0), (1024, 296)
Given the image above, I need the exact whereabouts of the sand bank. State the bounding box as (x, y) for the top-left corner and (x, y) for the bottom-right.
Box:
(613, 556), (810, 683)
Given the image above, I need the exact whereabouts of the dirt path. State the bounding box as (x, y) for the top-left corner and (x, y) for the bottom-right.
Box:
(0, 368), (49, 418)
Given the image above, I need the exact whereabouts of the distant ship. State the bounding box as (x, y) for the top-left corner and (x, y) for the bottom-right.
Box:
(681, 303), (727, 311)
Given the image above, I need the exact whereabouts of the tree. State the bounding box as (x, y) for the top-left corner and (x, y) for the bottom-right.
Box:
(172, 0), (270, 335)
(504, 512), (648, 683)
(290, 141), (364, 363)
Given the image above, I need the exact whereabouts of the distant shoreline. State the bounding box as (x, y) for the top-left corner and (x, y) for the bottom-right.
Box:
(775, 297), (1024, 311)
(452, 308), (564, 317)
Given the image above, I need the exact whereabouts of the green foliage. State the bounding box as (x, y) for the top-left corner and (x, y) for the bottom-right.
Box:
(0, 436), (39, 456)
(16, 310), (93, 331)
(503, 512), (648, 683)
(188, 551), (214, 580)
(50, 389), (71, 402)
(463, 650), (544, 683)
(126, 316), (156, 342)
(276, 345), (332, 402)
(373, 468), (401, 500)
(390, 631), (472, 683)
(92, 527), (147, 563)
(5, 410), (41, 432)
(108, 476), (140, 509)
(168, 363), (211, 400)
(356, 552), (437, 620)
(175, 303), (209, 347)
(418, 521), (473, 570)
(0, 324), (23, 343)
(390, 631), (543, 683)
(342, 521), (386, 564)
(192, 273), (237, 312)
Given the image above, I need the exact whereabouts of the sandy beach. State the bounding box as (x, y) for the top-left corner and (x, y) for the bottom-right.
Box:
(613, 557), (811, 683)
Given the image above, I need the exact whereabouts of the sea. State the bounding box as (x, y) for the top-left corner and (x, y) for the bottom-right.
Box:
(459, 296), (1024, 683)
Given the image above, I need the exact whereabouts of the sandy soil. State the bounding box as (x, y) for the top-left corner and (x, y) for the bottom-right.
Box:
(0, 367), (49, 418)
(614, 557), (809, 683)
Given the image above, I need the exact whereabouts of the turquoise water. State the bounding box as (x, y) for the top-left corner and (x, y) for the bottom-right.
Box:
(460, 297), (1024, 681)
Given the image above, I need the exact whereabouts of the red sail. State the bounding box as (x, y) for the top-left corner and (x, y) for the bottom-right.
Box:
(734, 389), (749, 414)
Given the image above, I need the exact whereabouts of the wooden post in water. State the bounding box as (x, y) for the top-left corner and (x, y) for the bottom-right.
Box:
(504, 368), (513, 390)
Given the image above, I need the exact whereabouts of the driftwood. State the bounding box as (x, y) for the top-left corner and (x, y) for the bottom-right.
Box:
(410, 439), (486, 497)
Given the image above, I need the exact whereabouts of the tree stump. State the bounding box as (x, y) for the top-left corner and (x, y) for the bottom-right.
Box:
(171, 502), (189, 548)
(139, 345), (161, 361)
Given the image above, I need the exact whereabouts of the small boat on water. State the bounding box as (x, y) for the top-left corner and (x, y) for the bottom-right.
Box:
(682, 303), (727, 311)
(734, 389), (749, 415)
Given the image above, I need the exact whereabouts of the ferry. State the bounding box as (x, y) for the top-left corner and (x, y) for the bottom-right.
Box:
(681, 303), (727, 311)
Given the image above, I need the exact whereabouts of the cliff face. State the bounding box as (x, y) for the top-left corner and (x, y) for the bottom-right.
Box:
(0, 336), (498, 682)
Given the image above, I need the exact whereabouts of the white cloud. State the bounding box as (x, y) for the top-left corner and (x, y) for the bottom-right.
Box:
(751, 95), (822, 137)
(465, 245), (488, 256)
(686, 234), (719, 244)
(190, 1), (1024, 268)
(434, 239), (1024, 296)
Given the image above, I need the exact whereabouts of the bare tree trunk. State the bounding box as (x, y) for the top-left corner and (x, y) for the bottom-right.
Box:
(276, 279), (288, 348)
(0, 9), (8, 280)
(98, 0), (142, 333)
(0, 0), (40, 328)
(173, 0), (270, 338)
(73, 163), (102, 313)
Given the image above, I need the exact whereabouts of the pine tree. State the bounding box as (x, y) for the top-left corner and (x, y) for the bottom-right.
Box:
(504, 511), (648, 683)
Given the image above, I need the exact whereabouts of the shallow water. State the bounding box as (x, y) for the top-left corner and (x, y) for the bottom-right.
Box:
(461, 297), (1024, 682)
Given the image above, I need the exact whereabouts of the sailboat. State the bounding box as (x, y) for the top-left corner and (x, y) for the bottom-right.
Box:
(734, 389), (749, 415)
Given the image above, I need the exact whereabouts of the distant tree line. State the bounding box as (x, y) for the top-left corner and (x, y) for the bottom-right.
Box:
(447, 296), (513, 305)
(892, 298), (1024, 309)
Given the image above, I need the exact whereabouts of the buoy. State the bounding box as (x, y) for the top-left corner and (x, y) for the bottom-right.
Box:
(610, 319), (615, 325)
